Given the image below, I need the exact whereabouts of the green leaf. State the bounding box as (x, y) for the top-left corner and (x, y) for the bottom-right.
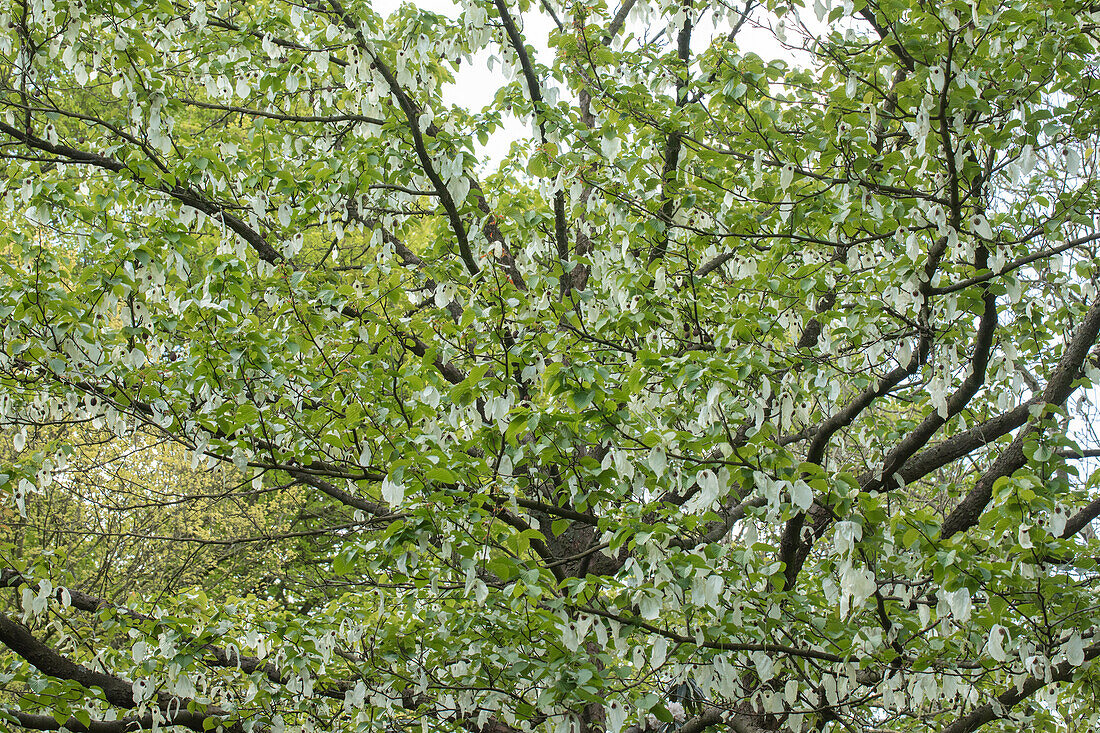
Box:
(568, 388), (596, 411)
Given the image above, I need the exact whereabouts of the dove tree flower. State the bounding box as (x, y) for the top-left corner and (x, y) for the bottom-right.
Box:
(1, 0), (1100, 732)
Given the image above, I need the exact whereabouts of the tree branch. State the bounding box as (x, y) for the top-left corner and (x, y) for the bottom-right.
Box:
(940, 643), (1100, 733)
(647, 0), (693, 265)
(942, 295), (1100, 538)
(2, 709), (158, 733)
(0, 121), (282, 263)
(0, 613), (241, 733)
(492, 0), (568, 283)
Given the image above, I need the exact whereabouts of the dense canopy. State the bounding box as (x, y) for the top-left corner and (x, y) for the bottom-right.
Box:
(2, 0), (1100, 731)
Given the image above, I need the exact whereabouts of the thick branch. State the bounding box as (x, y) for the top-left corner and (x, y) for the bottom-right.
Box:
(3, 709), (156, 733)
(359, 52), (480, 277)
(1, 570), (347, 698)
(942, 296), (1100, 538)
(286, 469), (396, 517)
(1061, 496), (1100, 539)
(0, 613), (240, 733)
(858, 4), (916, 71)
(0, 121), (282, 263)
(647, 0), (693, 265)
(940, 643), (1100, 733)
(887, 397), (1039, 488)
(0, 570), (109, 615)
(868, 247), (998, 493)
(492, 0), (568, 280)
(604, 0), (638, 41)
(781, 233), (950, 584)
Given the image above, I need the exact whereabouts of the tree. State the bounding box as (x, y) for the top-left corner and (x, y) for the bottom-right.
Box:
(1, 0), (1100, 730)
